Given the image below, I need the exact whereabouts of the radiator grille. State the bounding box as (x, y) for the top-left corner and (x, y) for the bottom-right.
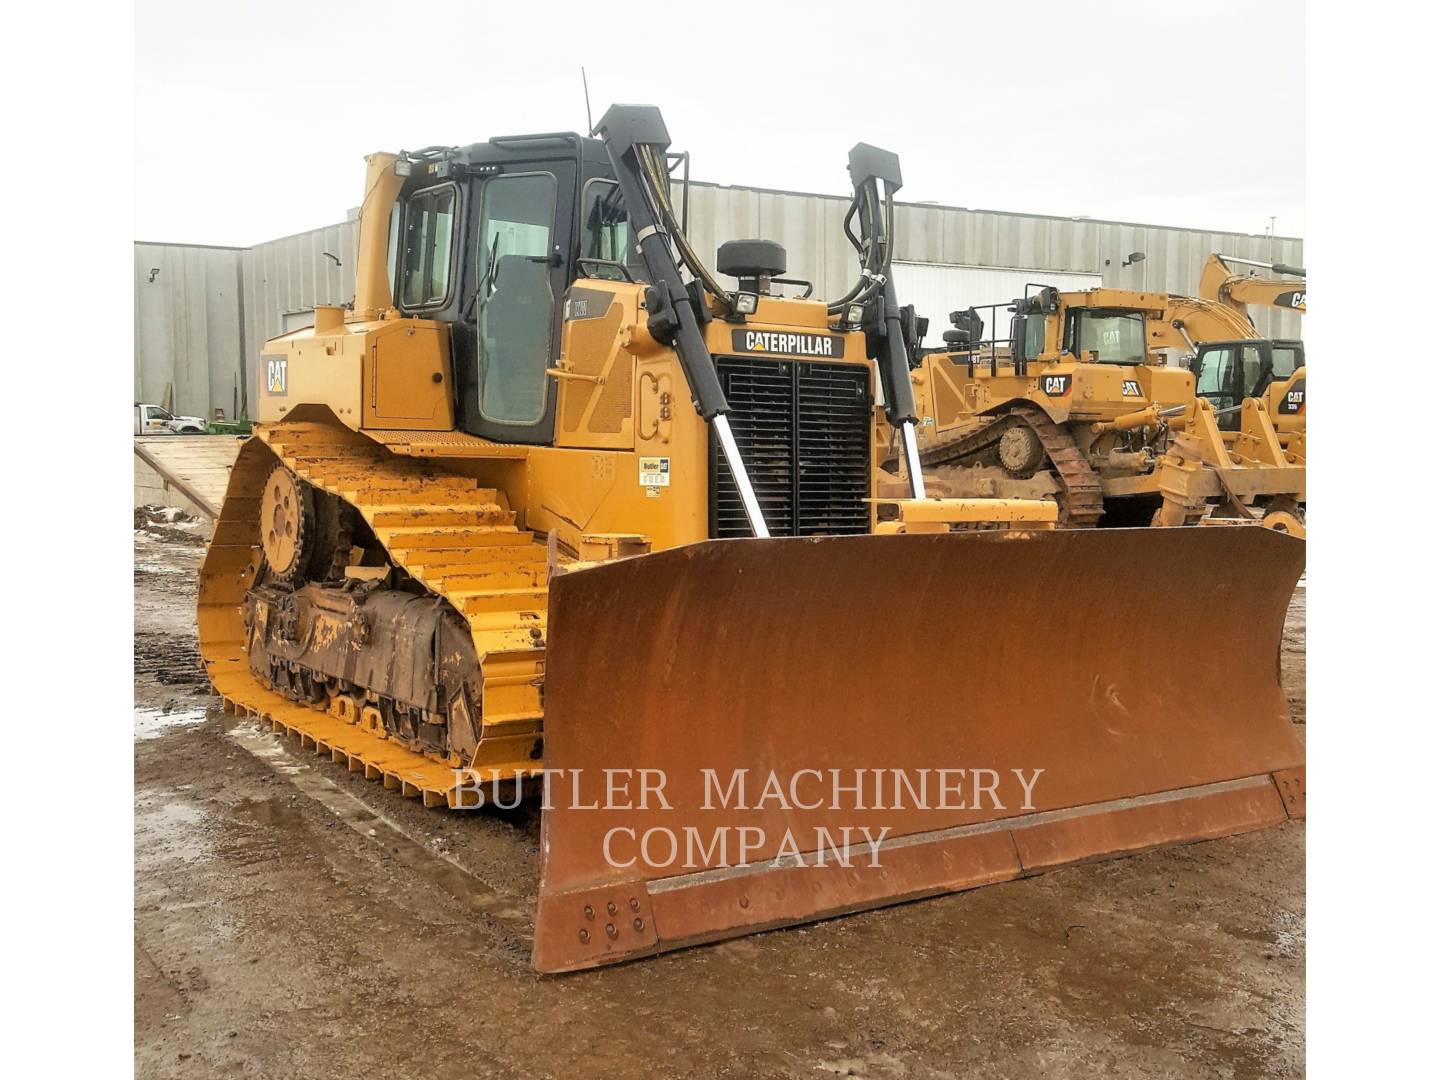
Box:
(710, 356), (872, 538)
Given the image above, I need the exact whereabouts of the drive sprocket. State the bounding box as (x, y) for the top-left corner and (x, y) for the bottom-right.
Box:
(259, 464), (355, 586)
(259, 464), (315, 588)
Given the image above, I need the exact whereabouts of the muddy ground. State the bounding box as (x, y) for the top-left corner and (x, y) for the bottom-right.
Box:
(135, 516), (1306, 1079)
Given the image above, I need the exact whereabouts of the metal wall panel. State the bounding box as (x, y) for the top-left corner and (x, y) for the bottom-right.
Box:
(685, 182), (1302, 340)
(134, 242), (246, 420)
(240, 219), (359, 379)
(136, 183), (1302, 420)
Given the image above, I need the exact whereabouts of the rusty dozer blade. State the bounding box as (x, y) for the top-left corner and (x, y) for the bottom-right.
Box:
(533, 527), (1305, 972)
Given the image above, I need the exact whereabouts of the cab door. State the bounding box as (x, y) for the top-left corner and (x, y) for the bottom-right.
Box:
(461, 164), (577, 445)
(1193, 344), (1244, 431)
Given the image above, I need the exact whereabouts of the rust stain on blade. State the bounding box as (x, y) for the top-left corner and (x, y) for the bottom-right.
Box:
(534, 527), (1305, 972)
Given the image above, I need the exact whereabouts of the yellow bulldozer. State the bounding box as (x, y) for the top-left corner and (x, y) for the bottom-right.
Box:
(198, 105), (1305, 972)
(890, 284), (1305, 531)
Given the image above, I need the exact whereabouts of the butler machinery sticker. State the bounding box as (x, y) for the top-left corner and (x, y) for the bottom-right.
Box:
(639, 456), (670, 496)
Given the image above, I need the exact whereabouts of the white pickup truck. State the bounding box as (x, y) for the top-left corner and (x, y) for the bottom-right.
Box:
(134, 403), (207, 435)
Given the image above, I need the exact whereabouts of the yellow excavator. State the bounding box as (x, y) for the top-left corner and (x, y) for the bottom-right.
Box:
(890, 284), (1305, 531)
(1199, 252), (1306, 316)
(1194, 253), (1307, 453)
(198, 105), (1305, 972)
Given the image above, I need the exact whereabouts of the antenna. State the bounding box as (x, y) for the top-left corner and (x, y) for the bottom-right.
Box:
(581, 67), (594, 134)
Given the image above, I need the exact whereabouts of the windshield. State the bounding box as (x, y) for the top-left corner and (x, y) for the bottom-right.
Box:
(1068, 310), (1146, 364)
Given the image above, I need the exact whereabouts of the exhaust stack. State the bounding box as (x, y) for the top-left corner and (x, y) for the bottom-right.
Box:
(352, 152), (405, 321)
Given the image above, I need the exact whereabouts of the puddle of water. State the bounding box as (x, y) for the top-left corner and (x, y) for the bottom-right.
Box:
(135, 706), (207, 741)
(135, 560), (188, 575)
(135, 798), (211, 865)
(133, 531), (206, 571)
(154, 801), (205, 826)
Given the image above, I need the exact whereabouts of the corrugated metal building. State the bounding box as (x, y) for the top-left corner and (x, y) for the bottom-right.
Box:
(134, 242), (248, 420)
(134, 181), (1303, 419)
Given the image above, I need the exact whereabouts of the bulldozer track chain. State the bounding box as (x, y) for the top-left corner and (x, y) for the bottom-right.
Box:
(919, 408), (1105, 528)
(200, 423), (550, 809)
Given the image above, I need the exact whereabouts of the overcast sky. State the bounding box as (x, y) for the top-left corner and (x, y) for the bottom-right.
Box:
(135, 0), (1304, 246)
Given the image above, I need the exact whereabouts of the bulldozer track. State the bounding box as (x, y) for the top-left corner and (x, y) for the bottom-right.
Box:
(919, 408), (1104, 528)
(198, 421), (549, 809)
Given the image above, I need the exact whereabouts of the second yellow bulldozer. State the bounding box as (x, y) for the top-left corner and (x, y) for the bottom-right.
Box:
(889, 283), (1305, 530)
(199, 105), (1305, 972)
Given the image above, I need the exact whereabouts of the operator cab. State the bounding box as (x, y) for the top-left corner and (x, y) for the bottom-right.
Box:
(1191, 338), (1306, 429)
(388, 135), (648, 445)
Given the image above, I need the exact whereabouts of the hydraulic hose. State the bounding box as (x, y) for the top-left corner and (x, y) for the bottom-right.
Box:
(638, 145), (733, 305)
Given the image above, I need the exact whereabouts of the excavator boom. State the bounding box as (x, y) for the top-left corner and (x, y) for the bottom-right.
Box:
(1200, 252), (1307, 315)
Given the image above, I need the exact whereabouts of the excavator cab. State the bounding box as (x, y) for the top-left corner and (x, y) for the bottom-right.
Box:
(1193, 338), (1306, 430)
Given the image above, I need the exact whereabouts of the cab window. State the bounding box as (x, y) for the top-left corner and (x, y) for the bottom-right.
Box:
(580, 179), (630, 262)
(475, 172), (557, 426)
(399, 183), (458, 309)
(1021, 313), (1045, 360)
(1240, 345), (1264, 397)
(1194, 346), (1234, 398)
(1272, 344), (1303, 380)
(1065, 310), (1146, 364)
